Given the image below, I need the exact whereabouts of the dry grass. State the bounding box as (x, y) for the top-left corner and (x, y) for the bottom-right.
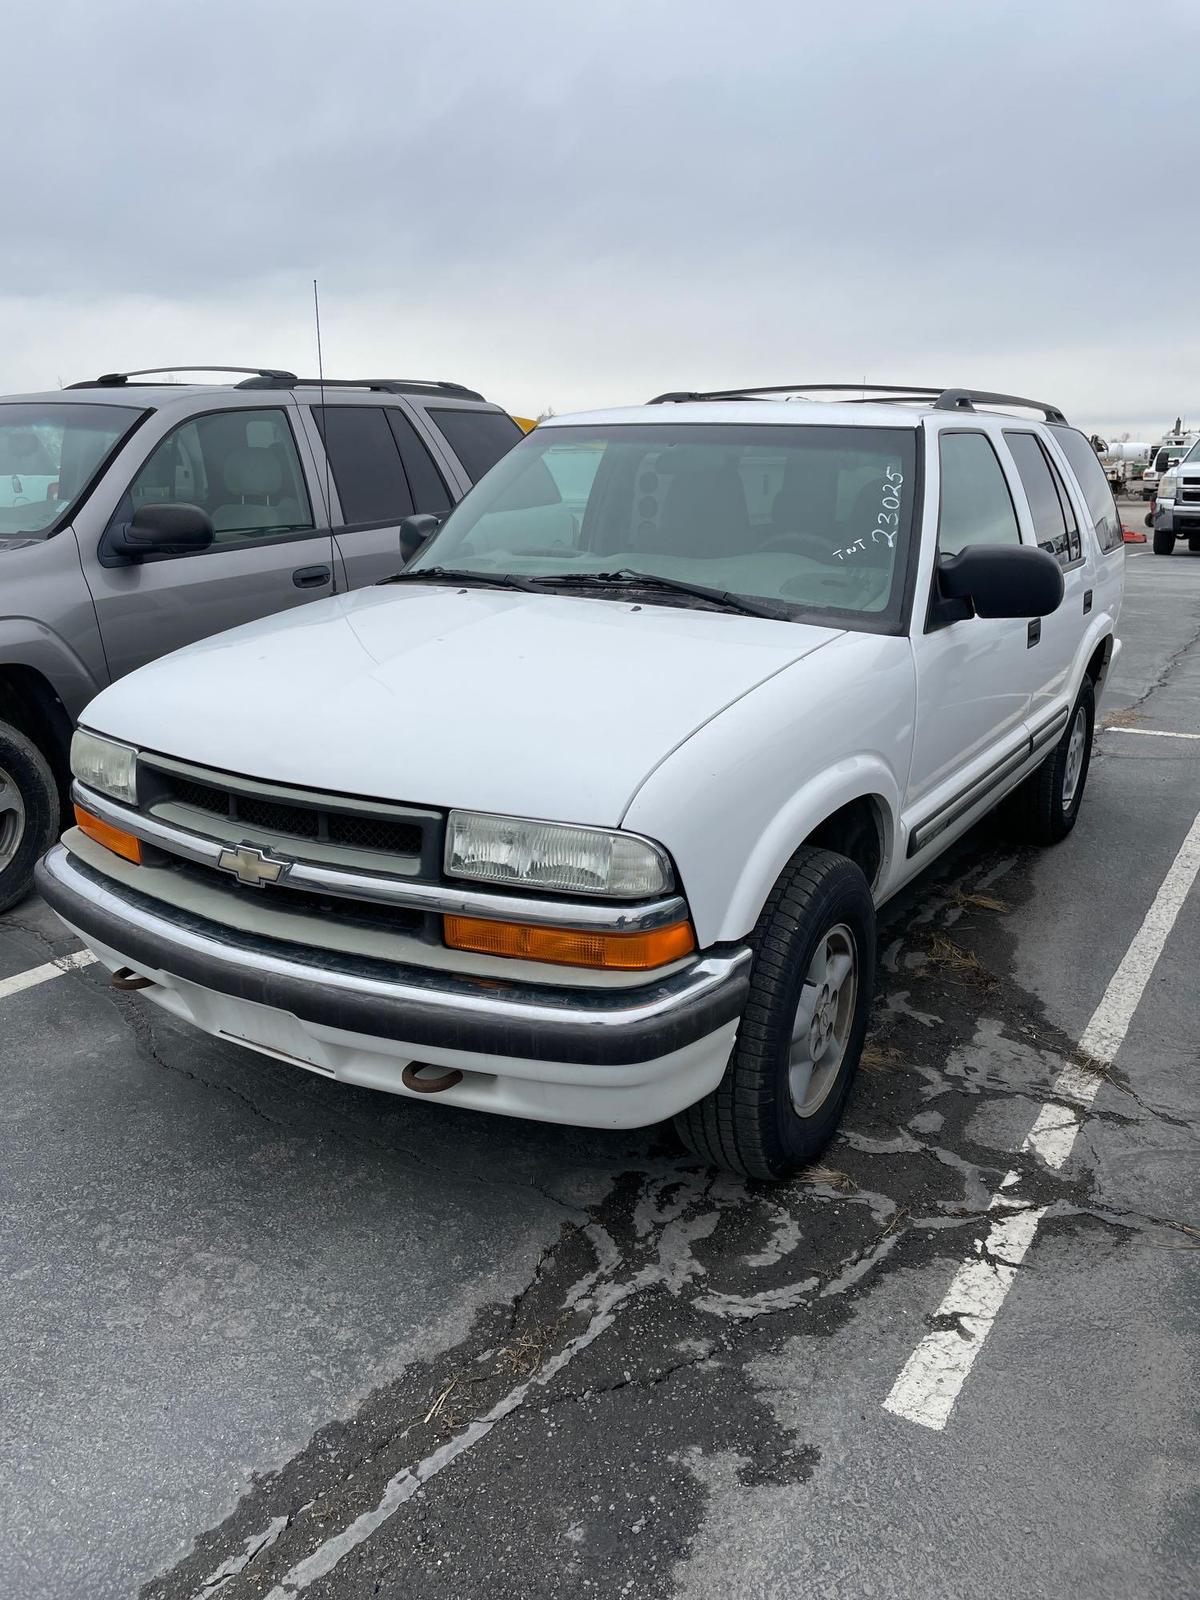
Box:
(1070, 1050), (1115, 1083)
(950, 887), (1009, 914)
(860, 1042), (905, 1073)
(1103, 706), (1144, 729)
(924, 931), (997, 987)
(804, 1165), (859, 1193)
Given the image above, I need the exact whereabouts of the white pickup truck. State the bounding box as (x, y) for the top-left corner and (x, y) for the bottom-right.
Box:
(39, 384), (1125, 1179)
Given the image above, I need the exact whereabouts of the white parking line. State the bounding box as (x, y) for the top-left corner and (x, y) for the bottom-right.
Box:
(884, 808), (1200, 1431)
(1103, 725), (1200, 741)
(0, 949), (96, 1004)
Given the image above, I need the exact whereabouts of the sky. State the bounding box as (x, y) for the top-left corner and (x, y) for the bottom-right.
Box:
(3, 0), (1197, 440)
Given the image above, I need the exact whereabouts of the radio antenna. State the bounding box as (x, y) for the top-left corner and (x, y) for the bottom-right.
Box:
(313, 278), (332, 525)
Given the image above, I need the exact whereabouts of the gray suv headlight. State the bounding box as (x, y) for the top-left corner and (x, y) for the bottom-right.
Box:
(445, 811), (673, 898)
(71, 729), (139, 806)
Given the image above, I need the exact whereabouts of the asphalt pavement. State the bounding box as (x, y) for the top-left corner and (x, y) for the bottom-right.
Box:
(2, 520), (1197, 1600)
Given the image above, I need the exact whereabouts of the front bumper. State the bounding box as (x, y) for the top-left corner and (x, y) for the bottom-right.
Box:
(1153, 502), (1200, 537)
(37, 846), (752, 1129)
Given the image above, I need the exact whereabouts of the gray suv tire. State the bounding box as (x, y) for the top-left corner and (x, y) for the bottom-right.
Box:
(0, 719), (60, 913)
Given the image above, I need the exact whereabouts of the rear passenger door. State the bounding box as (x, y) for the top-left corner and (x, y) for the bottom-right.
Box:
(308, 403), (454, 590)
(1000, 429), (1089, 734)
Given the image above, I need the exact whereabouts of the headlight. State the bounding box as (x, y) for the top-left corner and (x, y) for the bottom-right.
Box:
(70, 729), (139, 806)
(1159, 471), (1178, 500)
(445, 811), (672, 898)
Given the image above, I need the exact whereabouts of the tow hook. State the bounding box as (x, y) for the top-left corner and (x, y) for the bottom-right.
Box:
(401, 1062), (464, 1094)
(111, 967), (155, 992)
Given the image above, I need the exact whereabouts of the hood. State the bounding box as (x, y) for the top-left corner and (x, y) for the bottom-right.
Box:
(84, 584), (841, 825)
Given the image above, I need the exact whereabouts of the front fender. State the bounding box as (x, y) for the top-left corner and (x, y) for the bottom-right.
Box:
(622, 633), (915, 946)
(0, 615), (106, 722)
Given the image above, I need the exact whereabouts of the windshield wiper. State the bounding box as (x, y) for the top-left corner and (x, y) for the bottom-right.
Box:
(537, 569), (793, 621)
(383, 566), (549, 595)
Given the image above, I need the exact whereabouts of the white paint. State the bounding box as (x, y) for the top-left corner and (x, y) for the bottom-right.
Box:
(196, 1515), (289, 1598)
(0, 949), (95, 1004)
(884, 808), (1200, 1430)
(1103, 725), (1200, 741)
(882, 1190), (1045, 1431)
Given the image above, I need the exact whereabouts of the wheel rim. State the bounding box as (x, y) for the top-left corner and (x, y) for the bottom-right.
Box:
(0, 764), (26, 874)
(1062, 705), (1088, 809)
(788, 923), (858, 1118)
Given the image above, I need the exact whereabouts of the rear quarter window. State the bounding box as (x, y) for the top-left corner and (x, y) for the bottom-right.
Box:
(1049, 426), (1124, 554)
(429, 408), (523, 483)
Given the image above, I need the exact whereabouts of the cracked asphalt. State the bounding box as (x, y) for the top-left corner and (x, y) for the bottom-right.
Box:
(2, 527), (1197, 1599)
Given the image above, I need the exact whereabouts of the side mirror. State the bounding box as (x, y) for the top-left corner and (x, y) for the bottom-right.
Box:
(109, 502), (215, 559)
(934, 545), (1064, 624)
(1155, 451), (1170, 472)
(399, 512), (444, 565)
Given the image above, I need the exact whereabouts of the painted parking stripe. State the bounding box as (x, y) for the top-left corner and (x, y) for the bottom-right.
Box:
(1103, 726), (1200, 741)
(884, 808), (1200, 1431)
(0, 949), (96, 1004)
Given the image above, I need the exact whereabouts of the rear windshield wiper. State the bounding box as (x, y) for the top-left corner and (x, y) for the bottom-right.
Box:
(383, 566), (549, 595)
(543, 568), (793, 621)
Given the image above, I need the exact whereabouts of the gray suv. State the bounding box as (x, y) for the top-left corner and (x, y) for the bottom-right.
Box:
(0, 365), (523, 909)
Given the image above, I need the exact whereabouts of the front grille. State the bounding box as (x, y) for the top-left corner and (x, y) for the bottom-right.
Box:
(146, 766), (429, 861)
(1179, 484), (1200, 503)
(169, 858), (435, 941)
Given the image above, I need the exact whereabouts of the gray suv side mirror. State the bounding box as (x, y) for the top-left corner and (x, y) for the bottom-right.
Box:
(109, 503), (215, 560)
(399, 512), (445, 565)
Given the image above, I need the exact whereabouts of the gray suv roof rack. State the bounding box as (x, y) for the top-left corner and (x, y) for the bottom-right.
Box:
(647, 382), (1067, 424)
(68, 366), (298, 388)
(237, 376), (486, 401)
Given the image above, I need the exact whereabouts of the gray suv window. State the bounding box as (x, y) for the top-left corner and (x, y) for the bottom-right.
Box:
(0, 402), (143, 536)
(127, 407), (314, 545)
(313, 406), (415, 526)
(429, 408), (522, 481)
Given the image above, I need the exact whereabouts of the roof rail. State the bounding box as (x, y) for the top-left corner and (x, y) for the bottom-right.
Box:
(67, 366), (298, 389)
(648, 383), (947, 404)
(647, 382), (1068, 424)
(931, 389), (1067, 424)
(236, 375), (487, 402)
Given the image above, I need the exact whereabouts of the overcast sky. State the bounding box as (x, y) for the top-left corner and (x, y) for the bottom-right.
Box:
(3, 0), (1196, 438)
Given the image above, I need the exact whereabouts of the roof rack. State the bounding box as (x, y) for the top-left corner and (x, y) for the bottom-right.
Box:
(67, 366), (298, 389)
(236, 376), (486, 401)
(647, 383), (1067, 424)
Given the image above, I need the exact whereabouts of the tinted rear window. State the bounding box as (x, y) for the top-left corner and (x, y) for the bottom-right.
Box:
(313, 406), (415, 524)
(429, 408), (522, 482)
(1050, 426), (1124, 554)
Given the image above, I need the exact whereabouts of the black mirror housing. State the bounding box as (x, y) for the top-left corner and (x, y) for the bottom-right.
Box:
(110, 502), (215, 559)
(934, 544), (1064, 625)
(399, 512), (444, 565)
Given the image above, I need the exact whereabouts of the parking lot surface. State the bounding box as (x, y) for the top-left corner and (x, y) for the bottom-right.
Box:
(2, 524), (1198, 1600)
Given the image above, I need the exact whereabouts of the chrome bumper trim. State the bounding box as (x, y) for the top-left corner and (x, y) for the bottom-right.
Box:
(37, 846), (750, 1067)
(72, 784), (688, 934)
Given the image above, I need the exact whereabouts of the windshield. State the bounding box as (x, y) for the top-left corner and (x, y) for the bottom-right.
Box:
(1182, 439), (1200, 464)
(0, 402), (143, 535)
(409, 422), (919, 628)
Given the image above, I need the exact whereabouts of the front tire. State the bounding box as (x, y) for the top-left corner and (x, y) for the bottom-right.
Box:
(674, 849), (875, 1181)
(1010, 680), (1095, 846)
(1153, 528), (1175, 555)
(0, 720), (60, 914)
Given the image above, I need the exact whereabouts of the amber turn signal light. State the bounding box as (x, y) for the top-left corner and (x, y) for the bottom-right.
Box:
(74, 804), (143, 865)
(443, 914), (695, 970)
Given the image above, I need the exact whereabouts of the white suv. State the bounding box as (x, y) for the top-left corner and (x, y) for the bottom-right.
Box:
(39, 384), (1125, 1180)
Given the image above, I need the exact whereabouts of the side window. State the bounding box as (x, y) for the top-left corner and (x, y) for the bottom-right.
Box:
(427, 408), (523, 482)
(937, 432), (1021, 555)
(313, 406), (415, 525)
(127, 408), (314, 545)
(385, 409), (452, 514)
(1005, 431), (1076, 566)
(1050, 425), (1124, 553)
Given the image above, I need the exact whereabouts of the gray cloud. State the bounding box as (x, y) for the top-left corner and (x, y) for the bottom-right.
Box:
(2, 0), (1197, 434)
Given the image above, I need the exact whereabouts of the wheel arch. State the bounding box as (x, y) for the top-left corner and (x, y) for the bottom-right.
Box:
(0, 665), (74, 789)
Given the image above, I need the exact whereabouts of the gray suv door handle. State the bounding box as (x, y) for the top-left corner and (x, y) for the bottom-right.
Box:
(293, 564), (332, 590)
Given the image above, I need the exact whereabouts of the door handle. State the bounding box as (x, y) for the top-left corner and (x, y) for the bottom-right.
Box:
(293, 564), (331, 589)
(1027, 619), (1041, 648)
(1083, 589), (1093, 614)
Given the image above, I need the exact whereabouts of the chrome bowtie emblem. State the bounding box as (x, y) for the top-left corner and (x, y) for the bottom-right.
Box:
(216, 843), (286, 888)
